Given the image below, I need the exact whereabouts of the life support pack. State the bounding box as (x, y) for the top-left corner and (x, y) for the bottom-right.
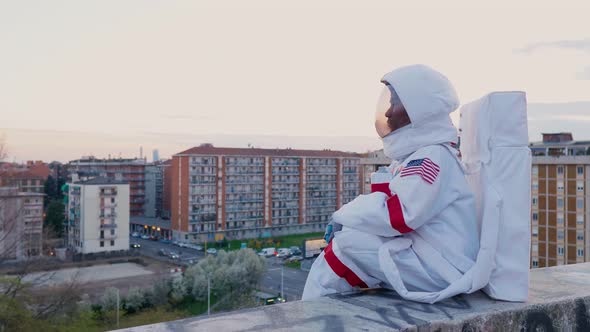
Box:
(460, 91), (531, 301)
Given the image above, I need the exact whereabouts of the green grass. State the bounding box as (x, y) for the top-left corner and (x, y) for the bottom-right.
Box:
(206, 232), (324, 251)
(284, 260), (301, 269)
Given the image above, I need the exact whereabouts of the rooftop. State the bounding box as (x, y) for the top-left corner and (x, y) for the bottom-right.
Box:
(72, 177), (129, 185)
(175, 145), (362, 158)
(117, 262), (590, 332)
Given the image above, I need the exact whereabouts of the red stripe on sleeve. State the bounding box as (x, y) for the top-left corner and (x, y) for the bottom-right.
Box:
(386, 195), (413, 233)
(371, 183), (392, 196)
(323, 242), (368, 288)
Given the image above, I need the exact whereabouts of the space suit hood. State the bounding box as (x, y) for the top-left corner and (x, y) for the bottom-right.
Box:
(380, 64), (460, 161)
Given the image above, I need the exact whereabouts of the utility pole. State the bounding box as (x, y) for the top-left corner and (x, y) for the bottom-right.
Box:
(116, 288), (120, 328)
(281, 265), (284, 300)
(207, 274), (211, 316)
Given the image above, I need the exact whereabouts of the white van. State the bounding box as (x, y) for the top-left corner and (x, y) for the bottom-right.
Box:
(258, 247), (276, 257)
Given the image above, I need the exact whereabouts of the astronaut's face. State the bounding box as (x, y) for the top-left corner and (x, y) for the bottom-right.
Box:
(375, 84), (411, 138)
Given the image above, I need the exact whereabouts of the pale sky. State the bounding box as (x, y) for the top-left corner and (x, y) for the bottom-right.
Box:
(1, 1), (589, 162)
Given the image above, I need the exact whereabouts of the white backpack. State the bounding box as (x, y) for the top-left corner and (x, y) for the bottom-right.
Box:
(460, 91), (531, 301)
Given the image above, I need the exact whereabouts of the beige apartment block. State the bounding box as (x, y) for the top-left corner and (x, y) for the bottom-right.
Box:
(66, 178), (129, 254)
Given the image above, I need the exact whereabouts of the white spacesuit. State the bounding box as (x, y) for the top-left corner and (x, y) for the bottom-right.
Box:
(302, 64), (479, 303)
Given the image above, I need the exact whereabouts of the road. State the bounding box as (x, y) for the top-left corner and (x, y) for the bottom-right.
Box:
(130, 237), (309, 301)
(259, 256), (309, 301)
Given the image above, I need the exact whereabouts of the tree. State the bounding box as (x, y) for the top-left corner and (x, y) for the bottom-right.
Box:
(45, 200), (65, 237)
(184, 249), (266, 305)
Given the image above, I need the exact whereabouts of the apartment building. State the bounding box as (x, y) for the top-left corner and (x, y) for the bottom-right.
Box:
(67, 157), (146, 216)
(143, 161), (169, 218)
(530, 133), (590, 268)
(0, 160), (50, 194)
(359, 149), (392, 194)
(65, 178), (130, 254)
(170, 145), (362, 242)
(0, 187), (44, 261)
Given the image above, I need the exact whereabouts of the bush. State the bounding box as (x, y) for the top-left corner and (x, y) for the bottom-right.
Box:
(100, 287), (120, 311)
(123, 287), (146, 313)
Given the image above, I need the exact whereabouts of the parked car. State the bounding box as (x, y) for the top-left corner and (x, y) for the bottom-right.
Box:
(158, 249), (168, 256)
(277, 248), (292, 258)
(287, 255), (304, 262)
(130, 242), (141, 248)
(160, 239), (171, 244)
(168, 251), (180, 259)
(289, 246), (302, 256)
(140, 234), (150, 240)
(131, 232), (140, 238)
(149, 235), (159, 241)
(192, 244), (204, 251)
(206, 248), (217, 255)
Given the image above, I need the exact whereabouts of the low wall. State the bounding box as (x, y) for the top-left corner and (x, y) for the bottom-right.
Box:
(115, 262), (590, 331)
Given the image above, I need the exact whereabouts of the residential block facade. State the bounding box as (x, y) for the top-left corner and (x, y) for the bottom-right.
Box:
(67, 157), (146, 216)
(0, 187), (44, 261)
(530, 134), (590, 268)
(170, 145), (362, 242)
(65, 178), (130, 254)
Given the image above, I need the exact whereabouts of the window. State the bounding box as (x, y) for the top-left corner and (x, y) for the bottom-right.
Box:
(532, 181), (539, 191)
(110, 229), (115, 235)
(578, 166), (584, 175)
(532, 166), (539, 175)
(532, 260), (539, 268)
(532, 226), (538, 236)
(532, 197), (538, 206)
(110, 240), (115, 246)
(577, 198), (584, 209)
(100, 241), (104, 247)
(100, 230), (104, 239)
(577, 215), (584, 225)
(557, 166), (564, 175)
(557, 181), (564, 191)
(557, 198), (564, 208)
(577, 181), (584, 192)
(577, 248), (584, 257)
(558, 246), (564, 256)
(577, 232), (584, 241)
(533, 213), (539, 221)
(532, 244), (538, 252)
(557, 230), (564, 240)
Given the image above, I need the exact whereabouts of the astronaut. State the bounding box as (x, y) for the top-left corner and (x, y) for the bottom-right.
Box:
(302, 64), (479, 302)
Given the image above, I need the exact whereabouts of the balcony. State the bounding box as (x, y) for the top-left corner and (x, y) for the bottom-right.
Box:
(100, 203), (117, 209)
(99, 212), (117, 218)
(100, 190), (118, 196)
(100, 223), (117, 229)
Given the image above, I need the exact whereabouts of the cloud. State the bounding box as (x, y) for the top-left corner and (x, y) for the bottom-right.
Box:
(516, 38), (590, 54)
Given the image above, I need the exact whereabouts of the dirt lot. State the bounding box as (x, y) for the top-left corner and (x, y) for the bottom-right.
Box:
(3, 256), (179, 300)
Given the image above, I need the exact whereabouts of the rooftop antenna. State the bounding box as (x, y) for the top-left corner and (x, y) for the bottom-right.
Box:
(140, 146), (143, 159)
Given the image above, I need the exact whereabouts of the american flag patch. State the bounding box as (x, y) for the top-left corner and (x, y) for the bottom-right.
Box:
(400, 158), (440, 184)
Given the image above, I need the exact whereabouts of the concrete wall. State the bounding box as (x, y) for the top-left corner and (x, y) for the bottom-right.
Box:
(117, 262), (590, 332)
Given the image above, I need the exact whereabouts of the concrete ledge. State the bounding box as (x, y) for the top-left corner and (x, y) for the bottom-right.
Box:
(116, 263), (590, 331)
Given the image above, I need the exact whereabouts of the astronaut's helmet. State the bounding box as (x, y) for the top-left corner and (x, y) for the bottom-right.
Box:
(374, 83), (411, 138)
